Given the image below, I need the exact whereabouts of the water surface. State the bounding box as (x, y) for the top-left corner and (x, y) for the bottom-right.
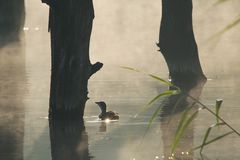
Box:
(0, 0), (240, 159)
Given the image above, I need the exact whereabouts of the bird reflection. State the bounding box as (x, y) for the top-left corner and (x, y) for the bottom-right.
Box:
(49, 115), (92, 160)
(160, 79), (206, 159)
(99, 122), (107, 132)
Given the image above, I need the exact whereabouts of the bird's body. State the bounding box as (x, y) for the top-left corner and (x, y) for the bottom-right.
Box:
(98, 111), (119, 120)
(95, 101), (119, 120)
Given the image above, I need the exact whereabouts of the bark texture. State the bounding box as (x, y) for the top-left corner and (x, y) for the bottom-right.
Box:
(42, 0), (103, 117)
(158, 0), (206, 89)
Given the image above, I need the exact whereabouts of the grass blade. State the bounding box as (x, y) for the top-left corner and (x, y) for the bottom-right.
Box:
(200, 126), (212, 153)
(200, 123), (225, 153)
(120, 66), (178, 89)
(120, 66), (140, 72)
(209, 15), (240, 41)
(167, 95), (187, 124)
(143, 103), (166, 137)
(174, 107), (193, 139)
(134, 90), (177, 118)
(215, 99), (223, 124)
(148, 74), (176, 88)
(147, 90), (179, 106)
(193, 131), (234, 151)
(213, 0), (229, 6)
(171, 108), (198, 153)
(147, 104), (164, 129)
(187, 95), (240, 136)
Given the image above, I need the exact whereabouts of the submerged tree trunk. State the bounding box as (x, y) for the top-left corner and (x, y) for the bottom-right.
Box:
(42, 0), (103, 117)
(158, 0), (206, 89)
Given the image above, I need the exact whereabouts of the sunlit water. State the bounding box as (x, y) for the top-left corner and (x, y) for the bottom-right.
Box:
(0, 0), (240, 160)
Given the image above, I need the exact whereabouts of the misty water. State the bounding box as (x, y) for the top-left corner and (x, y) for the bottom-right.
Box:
(0, 0), (240, 160)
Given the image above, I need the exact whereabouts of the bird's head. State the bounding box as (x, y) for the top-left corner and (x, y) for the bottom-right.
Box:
(95, 101), (107, 113)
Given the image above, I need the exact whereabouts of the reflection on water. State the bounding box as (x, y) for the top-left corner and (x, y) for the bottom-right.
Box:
(49, 115), (92, 160)
(0, 1), (26, 159)
(99, 122), (107, 132)
(0, 0), (240, 160)
(0, 37), (26, 160)
(160, 80), (206, 159)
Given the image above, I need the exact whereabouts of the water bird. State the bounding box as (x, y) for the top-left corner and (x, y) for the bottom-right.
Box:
(95, 101), (119, 120)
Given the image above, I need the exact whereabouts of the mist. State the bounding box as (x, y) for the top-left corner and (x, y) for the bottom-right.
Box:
(0, 0), (240, 159)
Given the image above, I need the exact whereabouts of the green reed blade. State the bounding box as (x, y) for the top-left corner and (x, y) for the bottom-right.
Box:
(193, 131), (234, 151)
(213, 0), (229, 6)
(147, 90), (179, 106)
(215, 99), (223, 124)
(171, 108), (198, 153)
(148, 74), (176, 87)
(120, 66), (140, 72)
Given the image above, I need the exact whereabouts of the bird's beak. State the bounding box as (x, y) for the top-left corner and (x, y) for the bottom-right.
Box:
(95, 102), (99, 104)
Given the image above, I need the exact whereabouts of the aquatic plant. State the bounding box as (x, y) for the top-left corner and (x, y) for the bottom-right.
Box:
(122, 66), (240, 157)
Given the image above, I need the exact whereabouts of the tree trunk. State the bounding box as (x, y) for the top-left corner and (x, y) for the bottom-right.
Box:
(42, 0), (103, 117)
(158, 0), (206, 89)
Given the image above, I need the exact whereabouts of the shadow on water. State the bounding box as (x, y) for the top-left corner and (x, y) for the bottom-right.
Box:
(0, 1), (26, 160)
(49, 115), (93, 160)
(0, 41), (26, 159)
(159, 79), (206, 159)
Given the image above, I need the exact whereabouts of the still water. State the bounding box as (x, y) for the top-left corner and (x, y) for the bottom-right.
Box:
(0, 0), (240, 160)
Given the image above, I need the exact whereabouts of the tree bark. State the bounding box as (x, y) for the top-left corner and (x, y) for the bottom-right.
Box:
(158, 0), (206, 89)
(42, 0), (103, 117)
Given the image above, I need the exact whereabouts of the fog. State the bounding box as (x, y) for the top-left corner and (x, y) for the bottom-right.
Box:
(0, 0), (240, 159)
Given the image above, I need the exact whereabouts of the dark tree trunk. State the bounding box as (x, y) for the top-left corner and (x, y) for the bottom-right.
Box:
(42, 0), (103, 117)
(0, 0), (25, 46)
(158, 0), (206, 89)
